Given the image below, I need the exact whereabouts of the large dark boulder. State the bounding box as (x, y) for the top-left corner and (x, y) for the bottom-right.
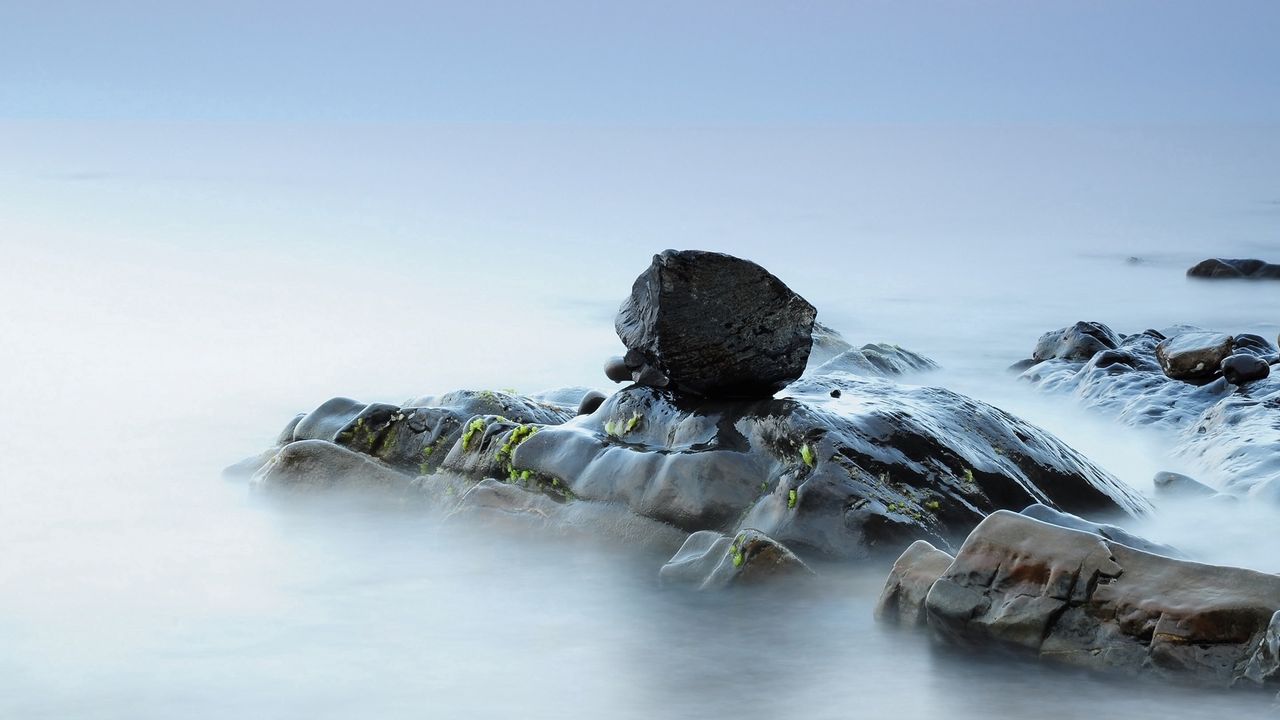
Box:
(614, 250), (817, 398)
(882, 511), (1280, 690)
(510, 374), (1149, 560)
(1187, 258), (1280, 280)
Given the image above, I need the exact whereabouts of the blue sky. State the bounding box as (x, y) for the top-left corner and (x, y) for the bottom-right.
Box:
(2, 1), (1278, 124)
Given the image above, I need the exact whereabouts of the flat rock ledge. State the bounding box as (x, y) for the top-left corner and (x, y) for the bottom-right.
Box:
(876, 510), (1280, 691)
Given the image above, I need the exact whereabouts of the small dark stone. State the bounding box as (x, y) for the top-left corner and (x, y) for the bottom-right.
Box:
(829, 389), (841, 398)
(1221, 353), (1271, 385)
(576, 391), (607, 416)
(604, 356), (631, 383)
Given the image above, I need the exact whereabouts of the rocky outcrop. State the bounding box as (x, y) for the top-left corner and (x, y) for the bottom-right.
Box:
(1187, 258), (1280, 280)
(231, 367), (1150, 562)
(659, 529), (813, 590)
(509, 374), (1149, 560)
(878, 511), (1280, 690)
(1016, 321), (1280, 498)
(228, 252), (1151, 575)
(613, 249), (817, 398)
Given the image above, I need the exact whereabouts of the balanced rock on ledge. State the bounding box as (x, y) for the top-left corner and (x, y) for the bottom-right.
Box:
(613, 250), (817, 398)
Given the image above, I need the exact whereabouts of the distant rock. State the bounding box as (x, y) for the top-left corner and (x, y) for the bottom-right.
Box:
(614, 250), (817, 398)
(879, 511), (1280, 690)
(1187, 258), (1280, 280)
(1156, 332), (1234, 382)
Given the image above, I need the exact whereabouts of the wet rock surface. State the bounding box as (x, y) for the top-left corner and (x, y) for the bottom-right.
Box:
(659, 528), (813, 590)
(613, 249), (817, 398)
(511, 375), (1148, 560)
(1152, 471), (1216, 500)
(1156, 331), (1234, 382)
(1222, 353), (1271, 385)
(1033, 321), (1122, 362)
(879, 511), (1280, 690)
(231, 369), (1149, 562)
(1018, 503), (1183, 558)
(1187, 258), (1280, 280)
(808, 342), (939, 378)
(1016, 321), (1280, 497)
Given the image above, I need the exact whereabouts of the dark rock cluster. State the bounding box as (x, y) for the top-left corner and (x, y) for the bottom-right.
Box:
(1014, 321), (1280, 498)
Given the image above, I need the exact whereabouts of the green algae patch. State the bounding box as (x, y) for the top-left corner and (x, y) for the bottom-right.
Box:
(461, 418), (488, 452)
(800, 443), (815, 468)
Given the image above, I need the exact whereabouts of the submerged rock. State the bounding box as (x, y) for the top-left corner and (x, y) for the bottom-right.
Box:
(809, 342), (938, 378)
(1018, 503), (1182, 558)
(659, 528), (813, 590)
(1156, 331), (1234, 382)
(251, 439), (412, 495)
(1187, 258), (1280, 280)
(1152, 471), (1217, 500)
(614, 249), (817, 398)
(882, 511), (1280, 690)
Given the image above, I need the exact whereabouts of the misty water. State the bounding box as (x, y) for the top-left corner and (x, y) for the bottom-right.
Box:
(3, 124), (1279, 718)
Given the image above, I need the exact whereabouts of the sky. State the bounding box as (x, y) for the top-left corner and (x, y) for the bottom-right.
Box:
(1, 1), (1278, 125)
(0, 1), (1277, 411)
